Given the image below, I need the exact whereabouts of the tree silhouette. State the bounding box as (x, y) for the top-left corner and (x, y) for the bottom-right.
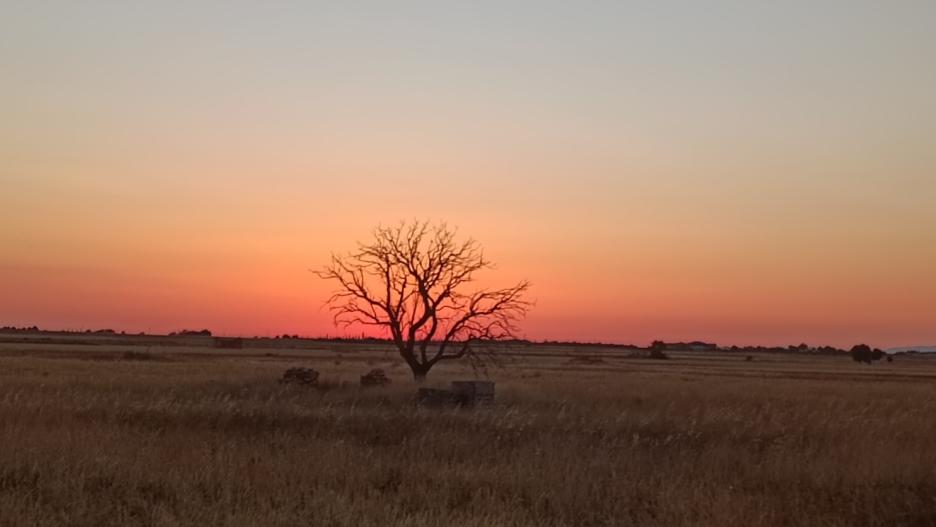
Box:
(316, 221), (532, 382)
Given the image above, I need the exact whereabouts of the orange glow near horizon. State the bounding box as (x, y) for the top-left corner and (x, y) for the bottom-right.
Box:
(2, 196), (934, 348)
(2, 3), (935, 348)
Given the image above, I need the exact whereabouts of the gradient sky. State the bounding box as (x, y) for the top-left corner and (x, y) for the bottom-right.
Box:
(2, 1), (935, 347)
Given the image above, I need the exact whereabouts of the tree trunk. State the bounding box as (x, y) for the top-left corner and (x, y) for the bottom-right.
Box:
(410, 364), (430, 383)
(400, 346), (431, 383)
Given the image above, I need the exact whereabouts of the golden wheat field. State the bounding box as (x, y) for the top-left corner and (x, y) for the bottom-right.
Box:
(1, 335), (936, 527)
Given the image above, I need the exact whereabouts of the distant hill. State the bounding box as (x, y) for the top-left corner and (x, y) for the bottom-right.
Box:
(888, 346), (936, 354)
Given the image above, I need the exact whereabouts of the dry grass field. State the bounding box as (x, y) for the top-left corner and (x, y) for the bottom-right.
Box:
(2, 335), (936, 526)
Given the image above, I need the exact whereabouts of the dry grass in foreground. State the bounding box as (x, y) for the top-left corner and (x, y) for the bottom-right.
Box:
(1, 342), (936, 526)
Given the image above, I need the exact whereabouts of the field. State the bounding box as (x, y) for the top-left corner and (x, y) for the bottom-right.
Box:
(2, 334), (936, 526)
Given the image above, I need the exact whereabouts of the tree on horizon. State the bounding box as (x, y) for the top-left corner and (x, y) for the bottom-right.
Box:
(316, 220), (532, 382)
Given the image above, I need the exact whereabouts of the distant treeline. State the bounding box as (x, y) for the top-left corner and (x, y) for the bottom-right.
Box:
(0, 326), (140, 336)
(723, 344), (846, 355)
(168, 329), (213, 337)
(0, 326), (213, 338)
(1, 326), (921, 356)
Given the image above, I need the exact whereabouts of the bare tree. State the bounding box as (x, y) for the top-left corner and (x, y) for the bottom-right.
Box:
(315, 221), (532, 382)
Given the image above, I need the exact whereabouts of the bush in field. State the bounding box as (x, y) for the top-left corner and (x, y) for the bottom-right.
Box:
(850, 344), (883, 364)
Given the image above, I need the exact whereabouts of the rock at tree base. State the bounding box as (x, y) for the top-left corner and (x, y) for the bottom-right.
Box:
(360, 369), (391, 387)
(280, 367), (319, 386)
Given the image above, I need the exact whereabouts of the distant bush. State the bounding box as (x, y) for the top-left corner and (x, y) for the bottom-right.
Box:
(280, 367), (319, 386)
(850, 344), (882, 364)
(360, 369), (392, 387)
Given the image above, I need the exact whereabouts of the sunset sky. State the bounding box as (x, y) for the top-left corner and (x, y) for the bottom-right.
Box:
(2, 2), (935, 347)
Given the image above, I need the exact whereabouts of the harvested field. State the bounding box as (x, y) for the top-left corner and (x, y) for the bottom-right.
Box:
(1, 335), (934, 526)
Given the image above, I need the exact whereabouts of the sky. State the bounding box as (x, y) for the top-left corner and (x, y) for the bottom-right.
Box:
(2, 1), (935, 348)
